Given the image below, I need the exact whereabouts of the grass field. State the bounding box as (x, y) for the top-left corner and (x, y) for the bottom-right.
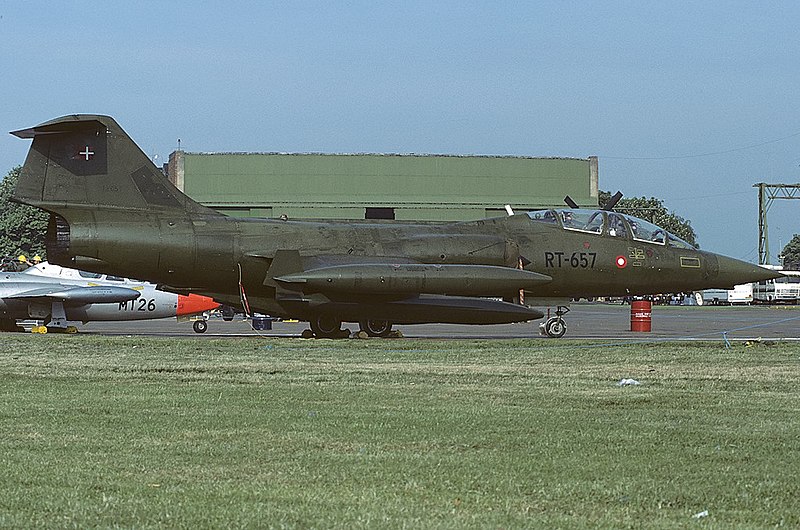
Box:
(1, 335), (798, 528)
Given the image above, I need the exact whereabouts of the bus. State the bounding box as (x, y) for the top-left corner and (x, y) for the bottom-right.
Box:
(753, 270), (800, 304)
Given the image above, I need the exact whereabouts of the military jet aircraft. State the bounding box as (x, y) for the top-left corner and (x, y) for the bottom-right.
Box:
(1, 262), (220, 333)
(10, 115), (782, 337)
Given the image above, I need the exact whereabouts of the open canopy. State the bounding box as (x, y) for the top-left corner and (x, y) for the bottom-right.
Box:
(527, 208), (696, 249)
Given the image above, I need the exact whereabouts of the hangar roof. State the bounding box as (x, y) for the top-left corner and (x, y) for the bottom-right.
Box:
(168, 151), (598, 220)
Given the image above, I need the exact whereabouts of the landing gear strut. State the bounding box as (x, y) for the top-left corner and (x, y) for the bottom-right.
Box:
(540, 306), (570, 338)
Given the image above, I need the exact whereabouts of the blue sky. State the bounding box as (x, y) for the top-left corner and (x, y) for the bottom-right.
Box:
(2, 1), (798, 262)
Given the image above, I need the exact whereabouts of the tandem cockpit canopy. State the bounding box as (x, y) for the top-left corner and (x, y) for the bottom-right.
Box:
(526, 209), (696, 249)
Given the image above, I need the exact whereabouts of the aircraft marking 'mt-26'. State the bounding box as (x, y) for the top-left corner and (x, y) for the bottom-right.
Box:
(10, 115), (781, 337)
(1, 262), (220, 333)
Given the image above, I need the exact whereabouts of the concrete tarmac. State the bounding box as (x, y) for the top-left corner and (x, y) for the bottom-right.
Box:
(70, 302), (800, 341)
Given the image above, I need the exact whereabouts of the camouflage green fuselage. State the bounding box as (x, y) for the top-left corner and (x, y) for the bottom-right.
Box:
(51, 206), (727, 319)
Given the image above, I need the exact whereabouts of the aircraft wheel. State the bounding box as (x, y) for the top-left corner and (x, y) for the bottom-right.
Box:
(193, 320), (208, 333)
(310, 315), (342, 338)
(359, 319), (393, 337)
(544, 317), (567, 338)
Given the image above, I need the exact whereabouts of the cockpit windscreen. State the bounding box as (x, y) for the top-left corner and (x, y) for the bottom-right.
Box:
(527, 209), (696, 249)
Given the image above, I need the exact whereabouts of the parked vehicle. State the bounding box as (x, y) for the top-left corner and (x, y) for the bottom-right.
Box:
(727, 283), (755, 305)
(753, 270), (800, 304)
(698, 288), (729, 306)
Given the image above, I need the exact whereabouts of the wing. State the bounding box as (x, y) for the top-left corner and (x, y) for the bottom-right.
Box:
(251, 250), (549, 324)
(5, 284), (141, 304)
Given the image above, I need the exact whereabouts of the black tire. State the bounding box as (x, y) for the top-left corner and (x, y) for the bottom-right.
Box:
(359, 319), (393, 338)
(310, 315), (342, 338)
(544, 317), (567, 338)
(193, 320), (208, 333)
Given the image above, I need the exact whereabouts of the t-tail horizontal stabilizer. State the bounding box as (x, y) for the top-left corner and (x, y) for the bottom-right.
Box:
(10, 114), (220, 216)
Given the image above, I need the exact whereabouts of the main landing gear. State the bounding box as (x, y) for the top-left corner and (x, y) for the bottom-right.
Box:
(309, 315), (349, 339)
(358, 319), (393, 338)
(306, 315), (396, 339)
(540, 306), (570, 338)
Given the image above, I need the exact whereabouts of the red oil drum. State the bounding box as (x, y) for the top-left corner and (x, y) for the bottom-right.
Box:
(630, 300), (652, 332)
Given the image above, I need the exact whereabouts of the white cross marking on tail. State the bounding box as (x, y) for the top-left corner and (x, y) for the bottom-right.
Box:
(79, 146), (94, 160)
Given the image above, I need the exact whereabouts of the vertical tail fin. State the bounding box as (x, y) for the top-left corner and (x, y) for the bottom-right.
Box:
(10, 114), (219, 216)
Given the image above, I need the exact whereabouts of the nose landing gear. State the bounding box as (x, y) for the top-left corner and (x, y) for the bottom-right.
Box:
(193, 319), (208, 333)
(540, 306), (569, 338)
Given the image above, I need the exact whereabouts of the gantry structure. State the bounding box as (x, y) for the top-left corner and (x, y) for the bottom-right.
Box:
(754, 183), (800, 265)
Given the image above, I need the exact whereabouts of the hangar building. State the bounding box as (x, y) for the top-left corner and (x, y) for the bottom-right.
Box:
(167, 151), (598, 221)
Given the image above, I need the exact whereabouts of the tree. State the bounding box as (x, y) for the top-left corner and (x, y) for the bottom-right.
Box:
(598, 190), (698, 248)
(0, 166), (49, 262)
(782, 235), (800, 270)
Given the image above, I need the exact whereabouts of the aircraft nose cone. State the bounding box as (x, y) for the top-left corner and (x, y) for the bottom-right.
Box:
(177, 294), (220, 316)
(714, 255), (783, 288)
